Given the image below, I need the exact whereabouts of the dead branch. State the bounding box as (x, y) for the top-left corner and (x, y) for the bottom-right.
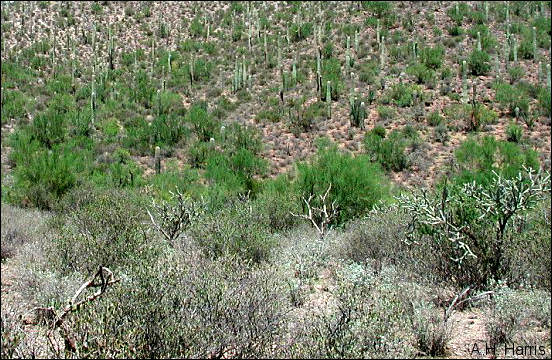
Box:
(290, 183), (338, 239)
(23, 266), (119, 354)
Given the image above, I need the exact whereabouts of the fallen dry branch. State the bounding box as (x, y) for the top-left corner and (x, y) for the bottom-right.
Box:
(22, 266), (119, 354)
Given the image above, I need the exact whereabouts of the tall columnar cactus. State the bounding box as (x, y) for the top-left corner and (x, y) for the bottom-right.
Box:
(277, 34), (281, 69)
(248, 21), (252, 52)
(547, 63), (551, 89)
(108, 24), (116, 71)
(190, 56), (195, 85)
(354, 29), (359, 53)
(242, 55), (247, 87)
(484, 1), (489, 21)
(506, 1), (510, 23)
(462, 60), (468, 104)
(504, 34), (510, 69)
(326, 81), (331, 119)
(91, 71), (96, 124)
(477, 31), (481, 51)
(263, 32), (268, 64)
(292, 61), (297, 86)
(71, 44), (76, 89)
(346, 35), (351, 73)
(513, 37), (518, 63)
(494, 50), (500, 79)
(150, 38), (155, 75)
(350, 97), (366, 129)
(532, 26), (537, 61)
(316, 53), (322, 95)
(376, 19), (380, 44)
(380, 36), (385, 68)
(155, 146), (161, 174)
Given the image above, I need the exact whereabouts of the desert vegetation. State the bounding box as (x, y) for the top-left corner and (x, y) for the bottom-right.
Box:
(1, 1), (551, 358)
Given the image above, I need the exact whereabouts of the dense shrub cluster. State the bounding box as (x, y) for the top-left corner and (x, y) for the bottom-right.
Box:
(296, 140), (389, 225)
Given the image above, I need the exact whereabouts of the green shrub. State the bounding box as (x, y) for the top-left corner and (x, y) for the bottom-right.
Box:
(387, 83), (421, 107)
(486, 286), (551, 345)
(447, 25), (463, 36)
(296, 141), (389, 225)
(508, 65), (524, 84)
(290, 22), (313, 42)
(52, 187), (150, 274)
(186, 103), (219, 142)
(65, 253), (289, 358)
(506, 122), (523, 143)
(322, 41), (334, 59)
(377, 105), (395, 121)
(406, 63), (436, 85)
(494, 82), (530, 117)
(433, 124), (449, 144)
(453, 135), (539, 187)
(255, 108), (281, 123)
(189, 16), (204, 38)
(253, 176), (299, 233)
(358, 60), (380, 84)
(220, 123), (263, 155)
(364, 128), (409, 172)
(205, 148), (267, 194)
(538, 87), (551, 117)
(420, 45), (445, 70)
(1, 90), (31, 125)
(150, 114), (187, 146)
(188, 141), (217, 168)
(11, 148), (78, 209)
(106, 148), (143, 188)
(321, 58), (344, 100)
(427, 111), (444, 126)
(468, 50), (491, 75)
(191, 199), (274, 263)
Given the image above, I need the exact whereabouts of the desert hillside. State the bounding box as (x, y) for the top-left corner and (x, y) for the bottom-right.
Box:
(1, 1), (551, 359)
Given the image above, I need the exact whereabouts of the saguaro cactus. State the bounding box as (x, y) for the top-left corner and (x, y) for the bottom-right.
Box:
(462, 60), (468, 104)
(316, 53), (322, 93)
(506, 1), (510, 23)
(263, 32), (268, 64)
(380, 36), (385, 68)
(326, 81), (331, 119)
(376, 19), (380, 44)
(513, 37), (518, 63)
(547, 63), (551, 89)
(155, 146), (161, 174)
(477, 31), (481, 51)
(350, 97), (366, 129)
(532, 26), (537, 61)
(504, 34), (510, 69)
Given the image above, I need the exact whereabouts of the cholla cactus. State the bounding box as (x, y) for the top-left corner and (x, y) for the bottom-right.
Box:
(147, 187), (205, 245)
(396, 167), (550, 268)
